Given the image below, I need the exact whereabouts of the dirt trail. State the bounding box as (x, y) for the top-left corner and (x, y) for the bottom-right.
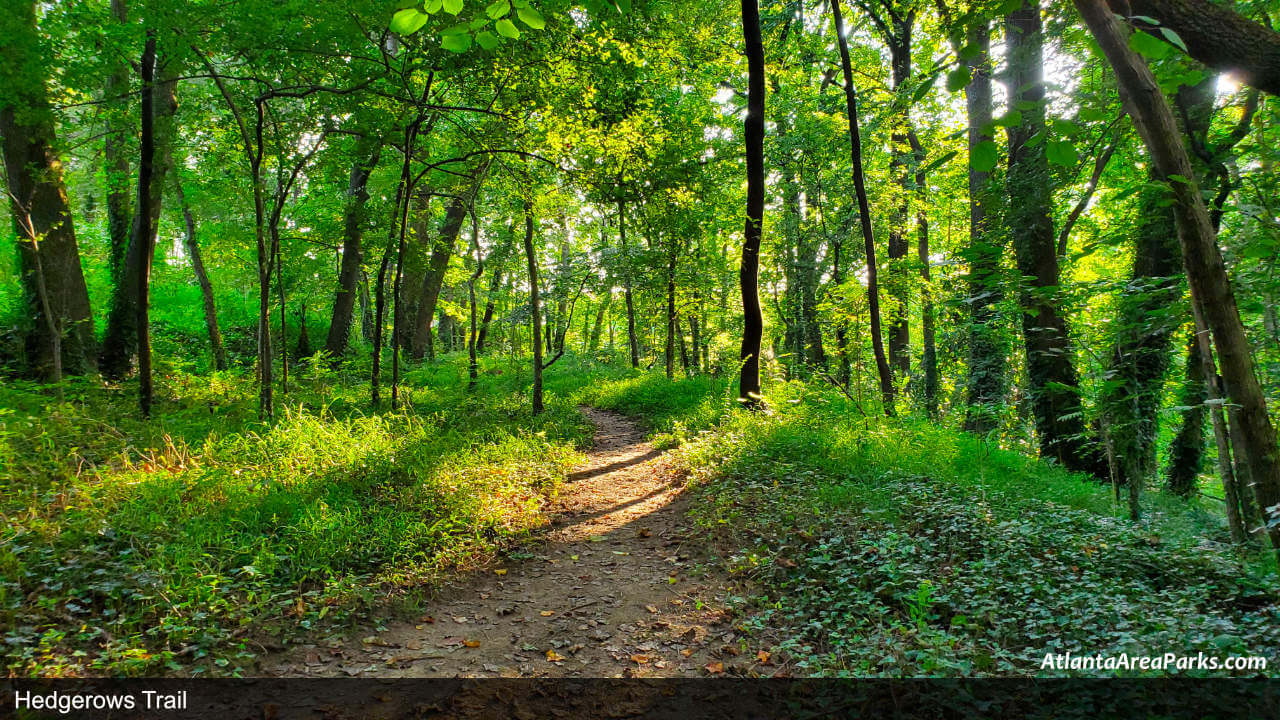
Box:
(269, 407), (751, 678)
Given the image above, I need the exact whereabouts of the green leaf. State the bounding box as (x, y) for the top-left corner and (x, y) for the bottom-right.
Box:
(946, 67), (972, 93)
(516, 6), (546, 29)
(424, 0), (444, 12)
(441, 31), (472, 52)
(1046, 139), (1078, 167)
(1129, 30), (1171, 60)
(993, 110), (1022, 127)
(495, 17), (520, 37)
(1025, 130), (1045, 148)
(475, 30), (500, 49)
(390, 8), (430, 34)
(1158, 27), (1188, 52)
(971, 140), (999, 172)
(919, 150), (958, 175)
(485, 0), (510, 18)
(443, 0), (464, 15)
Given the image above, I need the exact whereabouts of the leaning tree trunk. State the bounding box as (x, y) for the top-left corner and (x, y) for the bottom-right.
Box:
(1075, 0), (1280, 557)
(739, 0), (766, 408)
(172, 157), (226, 371)
(832, 0), (894, 413)
(1005, 0), (1102, 477)
(325, 139), (380, 358)
(0, 1), (97, 377)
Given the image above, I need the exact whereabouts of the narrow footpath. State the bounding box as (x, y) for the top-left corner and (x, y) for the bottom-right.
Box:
(269, 407), (761, 679)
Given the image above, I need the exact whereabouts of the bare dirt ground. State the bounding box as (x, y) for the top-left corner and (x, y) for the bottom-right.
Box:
(266, 407), (770, 679)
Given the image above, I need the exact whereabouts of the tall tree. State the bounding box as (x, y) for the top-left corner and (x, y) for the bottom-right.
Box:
(1004, 0), (1101, 476)
(1075, 0), (1280, 555)
(738, 0), (766, 408)
(832, 0), (895, 413)
(0, 1), (97, 377)
(324, 138), (381, 359)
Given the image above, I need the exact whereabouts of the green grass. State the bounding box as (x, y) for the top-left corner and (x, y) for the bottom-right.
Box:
(580, 372), (1280, 677)
(1, 354), (592, 676)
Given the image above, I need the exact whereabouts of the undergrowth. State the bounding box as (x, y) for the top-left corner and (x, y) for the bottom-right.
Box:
(1, 355), (590, 676)
(583, 371), (1280, 677)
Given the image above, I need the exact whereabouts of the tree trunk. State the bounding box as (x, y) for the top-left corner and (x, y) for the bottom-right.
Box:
(1076, 0), (1280, 557)
(1165, 329), (1206, 497)
(618, 199), (640, 369)
(325, 139), (380, 358)
(173, 158), (226, 371)
(665, 249), (677, 379)
(832, 0), (894, 413)
(1005, 0), (1101, 476)
(1107, 0), (1280, 97)
(960, 21), (1006, 432)
(104, 0), (131, 288)
(0, 2), (97, 378)
(409, 194), (467, 359)
(739, 0), (766, 407)
(909, 130), (937, 416)
(885, 28), (915, 381)
(523, 202), (544, 416)
(134, 33), (157, 418)
(1100, 176), (1181, 491)
(359, 270), (375, 343)
(100, 66), (178, 379)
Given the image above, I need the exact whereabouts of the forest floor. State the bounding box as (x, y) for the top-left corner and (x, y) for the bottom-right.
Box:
(264, 407), (765, 678)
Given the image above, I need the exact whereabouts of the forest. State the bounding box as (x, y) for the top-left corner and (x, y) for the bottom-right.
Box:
(3, 0), (1280, 681)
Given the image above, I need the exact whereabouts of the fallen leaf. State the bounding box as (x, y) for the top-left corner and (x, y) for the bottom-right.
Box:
(630, 654), (651, 664)
(680, 649), (693, 657)
(438, 637), (465, 647)
(419, 615), (436, 624)
(757, 650), (771, 665)
(637, 528), (652, 538)
(463, 639), (481, 648)
(540, 610), (555, 617)
(546, 650), (566, 662)
(404, 640), (422, 651)
(645, 605), (658, 614)
(704, 661), (724, 674)
(494, 569), (508, 576)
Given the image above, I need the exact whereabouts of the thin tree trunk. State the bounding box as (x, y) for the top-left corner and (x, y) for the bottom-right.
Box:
(359, 270), (375, 343)
(523, 202), (544, 416)
(619, 199), (640, 369)
(665, 248), (677, 379)
(909, 130), (937, 416)
(832, 0), (894, 413)
(739, 0), (766, 407)
(172, 160), (226, 371)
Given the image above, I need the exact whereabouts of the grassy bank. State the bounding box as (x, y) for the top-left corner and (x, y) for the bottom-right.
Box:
(1, 357), (591, 676)
(582, 372), (1280, 677)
